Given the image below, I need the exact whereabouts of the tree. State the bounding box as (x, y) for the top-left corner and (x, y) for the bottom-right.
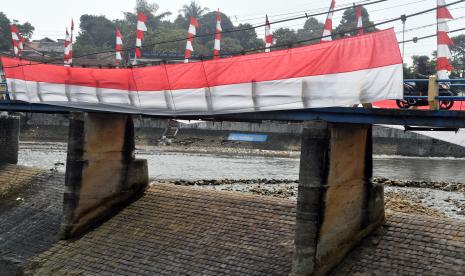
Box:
(296, 17), (324, 45)
(411, 55), (436, 76)
(197, 11), (235, 45)
(334, 7), (376, 38)
(0, 12), (34, 52)
(273, 28), (298, 48)
(180, 1), (209, 20)
(234, 23), (264, 51)
(146, 26), (185, 53)
(403, 63), (415, 79)
(0, 13), (11, 52)
(205, 37), (243, 57)
(450, 34), (465, 78)
(74, 15), (116, 56)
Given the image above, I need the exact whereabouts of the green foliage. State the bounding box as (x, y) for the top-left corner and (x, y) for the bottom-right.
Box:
(146, 26), (185, 53)
(0, 12), (11, 52)
(234, 24), (264, 51)
(409, 55), (436, 76)
(273, 28), (298, 48)
(450, 35), (465, 78)
(179, 1), (209, 21)
(205, 37), (243, 57)
(296, 17), (324, 45)
(197, 11), (235, 45)
(334, 7), (376, 38)
(74, 15), (116, 56)
(0, 12), (35, 52)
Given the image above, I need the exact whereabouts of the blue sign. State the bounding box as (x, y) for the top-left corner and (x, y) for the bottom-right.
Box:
(227, 133), (268, 142)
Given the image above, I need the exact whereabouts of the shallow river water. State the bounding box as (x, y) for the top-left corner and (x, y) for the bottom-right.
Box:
(17, 142), (465, 182)
(17, 142), (465, 220)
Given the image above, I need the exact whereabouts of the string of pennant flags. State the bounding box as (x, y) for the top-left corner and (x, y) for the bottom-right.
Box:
(8, 0), (457, 79)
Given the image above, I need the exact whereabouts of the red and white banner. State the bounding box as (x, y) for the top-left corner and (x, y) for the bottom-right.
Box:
(437, 0), (453, 80)
(265, 15), (273, 52)
(134, 12), (147, 64)
(213, 9), (222, 59)
(10, 25), (24, 57)
(64, 20), (74, 66)
(356, 6), (364, 35)
(1, 29), (403, 115)
(321, 0), (336, 42)
(184, 17), (199, 63)
(115, 28), (123, 64)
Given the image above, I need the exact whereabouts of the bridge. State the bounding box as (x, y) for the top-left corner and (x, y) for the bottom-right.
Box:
(2, 76), (465, 275)
(2, 44), (465, 274)
(2, 94), (463, 276)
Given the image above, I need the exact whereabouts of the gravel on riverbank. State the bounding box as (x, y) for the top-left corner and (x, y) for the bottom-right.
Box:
(158, 177), (465, 219)
(164, 177), (465, 193)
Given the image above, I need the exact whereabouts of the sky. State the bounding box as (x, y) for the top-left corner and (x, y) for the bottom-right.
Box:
(2, 0), (465, 64)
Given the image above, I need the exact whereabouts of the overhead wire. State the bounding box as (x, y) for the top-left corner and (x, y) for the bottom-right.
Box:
(3, 0), (465, 68)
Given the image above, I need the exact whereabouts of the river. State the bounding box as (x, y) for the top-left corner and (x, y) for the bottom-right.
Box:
(17, 141), (465, 182)
(16, 141), (465, 220)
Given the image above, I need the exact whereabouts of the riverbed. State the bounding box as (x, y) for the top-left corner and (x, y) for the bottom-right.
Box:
(17, 141), (465, 220)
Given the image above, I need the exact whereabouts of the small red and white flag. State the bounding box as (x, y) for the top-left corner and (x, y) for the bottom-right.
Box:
(184, 17), (199, 63)
(134, 12), (147, 65)
(64, 20), (74, 66)
(321, 0), (336, 42)
(265, 15), (273, 52)
(437, 0), (453, 80)
(356, 6), (364, 35)
(116, 28), (123, 64)
(213, 9), (222, 60)
(10, 25), (24, 57)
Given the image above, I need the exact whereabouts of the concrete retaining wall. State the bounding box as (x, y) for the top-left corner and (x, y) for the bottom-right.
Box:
(15, 113), (465, 157)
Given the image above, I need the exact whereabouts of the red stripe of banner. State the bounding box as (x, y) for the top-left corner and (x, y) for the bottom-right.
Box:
(437, 7), (453, 19)
(324, 19), (332, 31)
(438, 31), (453, 45)
(2, 29), (402, 92)
(437, 57), (453, 71)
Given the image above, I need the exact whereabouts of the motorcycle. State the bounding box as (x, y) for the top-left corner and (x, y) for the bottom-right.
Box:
(396, 81), (456, 110)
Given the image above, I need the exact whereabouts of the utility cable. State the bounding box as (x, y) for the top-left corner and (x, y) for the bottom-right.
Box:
(2, 0), (465, 68)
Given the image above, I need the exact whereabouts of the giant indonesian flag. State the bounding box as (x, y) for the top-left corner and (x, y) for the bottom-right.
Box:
(1, 29), (403, 115)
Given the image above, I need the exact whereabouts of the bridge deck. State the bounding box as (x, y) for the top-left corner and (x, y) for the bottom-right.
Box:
(2, 102), (465, 128)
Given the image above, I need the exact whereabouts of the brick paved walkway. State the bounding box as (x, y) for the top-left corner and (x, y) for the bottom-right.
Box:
(25, 184), (296, 276)
(333, 212), (465, 275)
(0, 165), (64, 276)
(2, 168), (465, 275)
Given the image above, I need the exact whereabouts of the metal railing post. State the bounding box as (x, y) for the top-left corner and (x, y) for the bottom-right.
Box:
(428, 75), (439, 110)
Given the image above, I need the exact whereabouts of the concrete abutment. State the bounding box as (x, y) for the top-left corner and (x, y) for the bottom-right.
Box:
(0, 113), (20, 165)
(292, 121), (384, 276)
(60, 112), (148, 239)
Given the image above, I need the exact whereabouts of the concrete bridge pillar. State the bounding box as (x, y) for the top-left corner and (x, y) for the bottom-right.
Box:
(0, 113), (20, 165)
(292, 121), (384, 276)
(61, 112), (148, 239)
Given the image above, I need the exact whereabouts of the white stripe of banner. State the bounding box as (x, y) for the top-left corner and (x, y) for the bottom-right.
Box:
(6, 64), (403, 115)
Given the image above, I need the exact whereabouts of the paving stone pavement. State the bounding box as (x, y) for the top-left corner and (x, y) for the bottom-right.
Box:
(0, 165), (64, 276)
(24, 184), (297, 276)
(2, 166), (465, 275)
(333, 212), (465, 275)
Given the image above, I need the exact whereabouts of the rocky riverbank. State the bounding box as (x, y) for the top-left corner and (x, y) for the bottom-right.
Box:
(159, 177), (465, 220)
(167, 177), (465, 193)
